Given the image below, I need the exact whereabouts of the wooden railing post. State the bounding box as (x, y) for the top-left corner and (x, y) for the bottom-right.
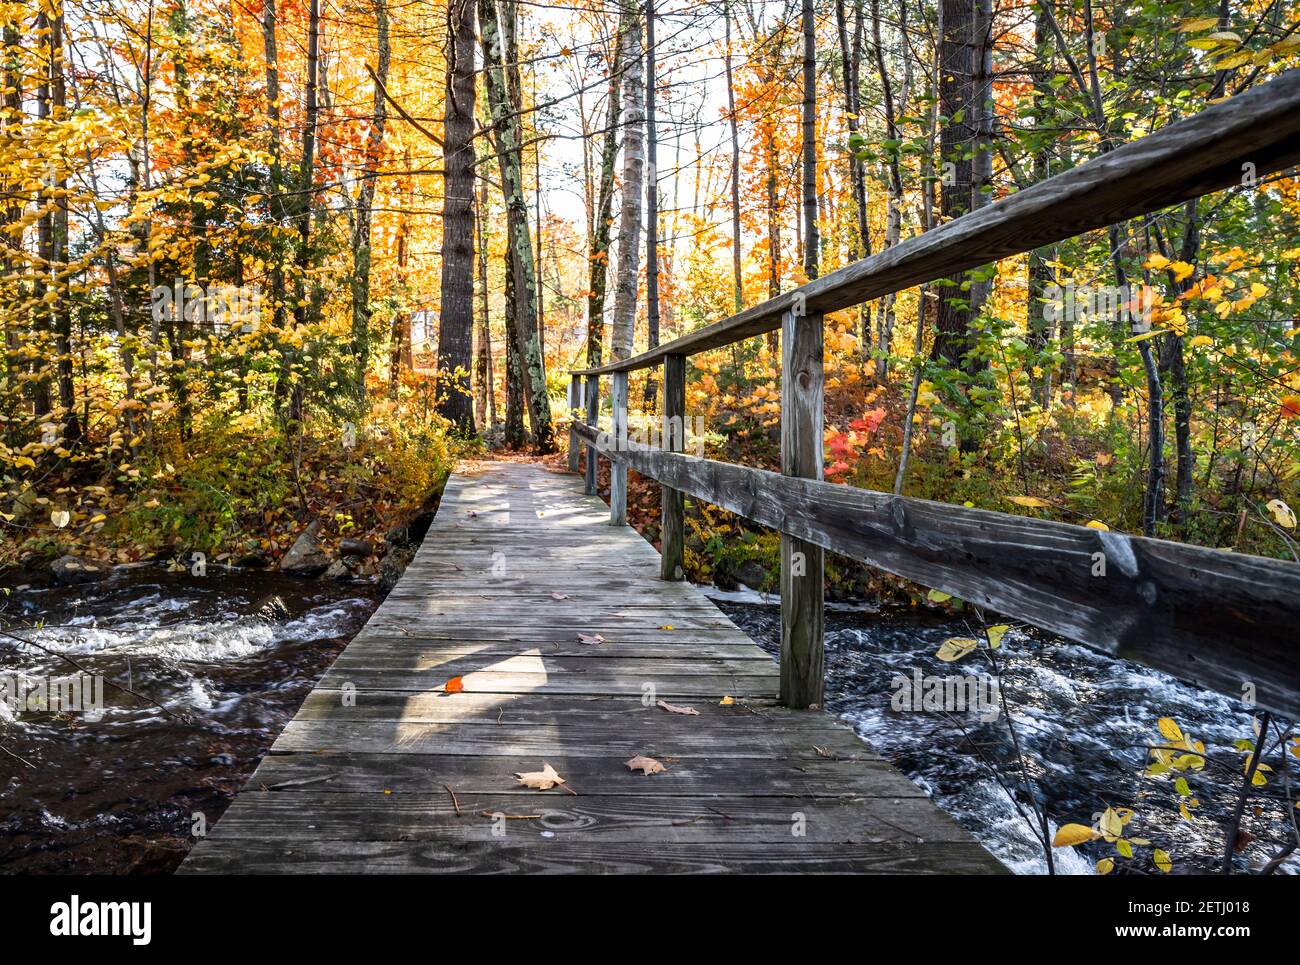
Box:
(567, 375), (582, 473)
(610, 370), (628, 525)
(779, 306), (824, 709)
(660, 354), (685, 580)
(584, 375), (600, 495)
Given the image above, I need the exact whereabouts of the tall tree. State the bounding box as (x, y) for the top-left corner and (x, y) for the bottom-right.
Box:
(436, 0), (477, 433)
(479, 0), (554, 449)
(350, 0), (390, 402)
(723, 0), (743, 314)
(586, 25), (623, 371)
(930, 0), (987, 373)
(610, 0), (644, 362)
(800, 0), (818, 281)
(643, 0), (660, 405)
(474, 171), (496, 428)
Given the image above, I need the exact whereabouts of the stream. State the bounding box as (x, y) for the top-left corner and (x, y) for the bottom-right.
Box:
(1, 567), (1293, 874)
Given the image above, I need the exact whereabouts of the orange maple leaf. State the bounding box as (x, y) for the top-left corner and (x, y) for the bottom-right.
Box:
(1281, 395), (1300, 421)
(443, 676), (465, 694)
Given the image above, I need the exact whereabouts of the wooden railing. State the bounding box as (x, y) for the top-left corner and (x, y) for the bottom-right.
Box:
(569, 68), (1300, 719)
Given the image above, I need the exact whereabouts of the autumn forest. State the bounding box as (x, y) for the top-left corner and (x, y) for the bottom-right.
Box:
(0, 0), (1298, 582)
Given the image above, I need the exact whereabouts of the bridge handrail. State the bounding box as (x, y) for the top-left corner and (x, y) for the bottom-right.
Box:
(567, 68), (1300, 718)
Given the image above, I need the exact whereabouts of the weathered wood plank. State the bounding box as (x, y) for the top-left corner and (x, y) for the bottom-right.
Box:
(185, 792), (974, 844)
(247, 751), (911, 797)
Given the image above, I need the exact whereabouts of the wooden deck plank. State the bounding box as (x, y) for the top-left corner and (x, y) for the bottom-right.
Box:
(183, 461), (1005, 875)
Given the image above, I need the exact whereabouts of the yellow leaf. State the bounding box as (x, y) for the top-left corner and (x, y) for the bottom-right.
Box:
(1085, 520), (1109, 530)
(1096, 857), (1115, 875)
(1100, 807), (1124, 840)
(1144, 253), (1171, 269)
(1052, 823), (1098, 847)
(937, 637), (980, 662)
(986, 625), (1010, 649)
(1153, 849), (1172, 873)
(1266, 498), (1296, 529)
(1007, 495), (1052, 508)
(1187, 335), (1213, 349)
(1170, 261), (1195, 282)
(927, 588), (952, 603)
(1178, 16), (1222, 30)
(1157, 717), (1184, 743)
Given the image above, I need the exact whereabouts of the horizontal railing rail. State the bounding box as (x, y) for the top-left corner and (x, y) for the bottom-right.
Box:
(568, 68), (1300, 719)
(574, 68), (1300, 378)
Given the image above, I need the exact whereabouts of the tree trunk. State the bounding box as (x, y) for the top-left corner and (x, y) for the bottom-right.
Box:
(479, 0), (553, 450)
(1026, 1), (1055, 407)
(610, 0), (644, 362)
(931, 0), (985, 372)
(586, 27), (622, 371)
(49, 9), (77, 439)
(350, 0), (389, 404)
(724, 0), (743, 313)
(801, 0), (818, 282)
(436, 0), (477, 434)
(474, 173), (496, 427)
(643, 0), (660, 406)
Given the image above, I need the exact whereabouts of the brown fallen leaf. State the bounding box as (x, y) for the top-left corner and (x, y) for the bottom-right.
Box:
(656, 699), (699, 716)
(515, 762), (567, 790)
(626, 755), (667, 776)
(577, 632), (605, 645)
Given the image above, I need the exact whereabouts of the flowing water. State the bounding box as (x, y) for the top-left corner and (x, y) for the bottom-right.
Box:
(1, 564), (1293, 874)
(715, 596), (1299, 875)
(0, 567), (377, 874)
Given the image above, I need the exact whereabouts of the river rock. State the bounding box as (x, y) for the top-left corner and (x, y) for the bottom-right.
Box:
(321, 559), (351, 581)
(279, 522), (331, 577)
(734, 559), (770, 590)
(50, 554), (112, 585)
(236, 552), (269, 569)
(339, 538), (374, 557)
(378, 546), (414, 593)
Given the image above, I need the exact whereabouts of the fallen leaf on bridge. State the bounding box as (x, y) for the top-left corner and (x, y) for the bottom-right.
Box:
(551, 592), (569, 600)
(577, 632), (605, 645)
(443, 676), (465, 693)
(515, 762), (567, 790)
(656, 699), (699, 716)
(626, 755), (666, 775)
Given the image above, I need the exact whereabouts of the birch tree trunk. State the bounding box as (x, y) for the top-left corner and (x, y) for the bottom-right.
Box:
(478, 0), (554, 449)
(610, 0), (644, 362)
(724, 0), (743, 313)
(643, 0), (660, 406)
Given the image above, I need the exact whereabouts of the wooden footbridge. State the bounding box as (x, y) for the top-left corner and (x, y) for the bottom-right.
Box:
(183, 462), (1003, 873)
(185, 72), (1300, 874)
